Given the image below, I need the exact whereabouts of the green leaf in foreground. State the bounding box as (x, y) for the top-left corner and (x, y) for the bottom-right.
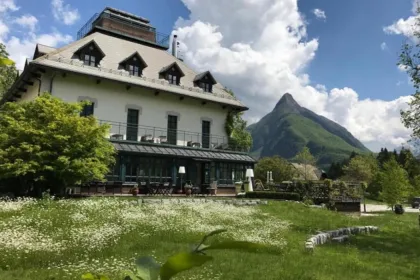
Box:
(0, 57), (14, 66)
(81, 273), (110, 280)
(194, 228), (227, 252)
(159, 252), (213, 280)
(202, 241), (265, 252)
(203, 229), (227, 238)
(134, 256), (161, 280)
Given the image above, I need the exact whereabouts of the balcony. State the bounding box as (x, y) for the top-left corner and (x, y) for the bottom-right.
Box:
(77, 12), (170, 49)
(99, 120), (246, 152)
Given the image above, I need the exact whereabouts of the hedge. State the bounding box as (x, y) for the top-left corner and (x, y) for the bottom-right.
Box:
(244, 191), (301, 201)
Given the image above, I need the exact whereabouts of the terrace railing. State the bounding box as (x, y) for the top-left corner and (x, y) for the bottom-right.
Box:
(99, 119), (246, 152)
(76, 12), (170, 49)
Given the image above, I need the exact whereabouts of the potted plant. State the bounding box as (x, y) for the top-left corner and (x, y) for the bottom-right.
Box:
(184, 184), (192, 196)
(234, 181), (243, 194)
(243, 180), (250, 193)
(130, 186), (139, 196)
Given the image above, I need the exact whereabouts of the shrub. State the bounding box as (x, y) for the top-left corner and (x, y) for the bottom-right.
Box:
(245, 191), (301, 201)
(0, 93), (115, 196)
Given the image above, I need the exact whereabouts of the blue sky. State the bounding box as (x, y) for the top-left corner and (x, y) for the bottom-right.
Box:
(301, 0), (414, 101)
(0, 0), (417, 150)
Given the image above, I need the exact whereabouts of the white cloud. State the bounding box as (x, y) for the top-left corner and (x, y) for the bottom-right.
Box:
(0, 20), (9, 39)
(51, 0), (80, 25)
(412, 0), (420, 14)
(14, 14), (38, 32)
(384, 16), (417, 39)
(312, 8), (326, 20)
(380, 42), (388, 50)
(5, 32), (72, 69)
(175, 0), (411, 151)
(384, 1), (419, 40)
(0, 1), (72, 70)
(398, 64), (411, 72)
(0, 0), (19, 13)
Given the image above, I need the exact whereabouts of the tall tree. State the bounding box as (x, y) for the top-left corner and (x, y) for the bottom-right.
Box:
(343, 155), (378, 183)
(0, 93), (116, 196)
(397, 147), (420, 178)
(0, 43), (17, 98)
(398, 9), (420, 145)
(224, 89), (252, 151)
(327, 151), (360, 180)
(254, 156), (296, 183)
(293, 147), (316, 180)
(342, 154), (379, 212)
(377, 147), (393, 168)
(379, 158), (412, 209)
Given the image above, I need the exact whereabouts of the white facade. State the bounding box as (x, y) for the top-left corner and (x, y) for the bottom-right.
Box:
(47, 72), (229, 145)
(6, 25), (248, 149)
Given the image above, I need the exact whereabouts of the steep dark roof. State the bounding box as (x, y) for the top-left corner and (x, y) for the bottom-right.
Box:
(159, 61), (185, 77)
(194, 71), (217, 85)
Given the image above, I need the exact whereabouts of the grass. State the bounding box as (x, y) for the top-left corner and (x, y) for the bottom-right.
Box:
(0, 198), (418, 280)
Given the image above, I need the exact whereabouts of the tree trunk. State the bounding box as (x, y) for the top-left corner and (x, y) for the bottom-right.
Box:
(363, 193), (367, 213)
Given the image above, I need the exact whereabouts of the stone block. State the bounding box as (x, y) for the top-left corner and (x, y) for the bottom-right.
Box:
(332, 235), (349, 243)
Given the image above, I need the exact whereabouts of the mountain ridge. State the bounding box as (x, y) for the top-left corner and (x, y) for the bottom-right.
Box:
(247, 93), (370, 168)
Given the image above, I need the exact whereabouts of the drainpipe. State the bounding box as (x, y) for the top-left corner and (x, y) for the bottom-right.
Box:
(49, 72), (57, 94)
(34, 78), (42, 96)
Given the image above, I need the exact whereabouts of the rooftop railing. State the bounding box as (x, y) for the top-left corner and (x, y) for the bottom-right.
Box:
(77, 12), (170, 49)
(99, 120), (247, 152)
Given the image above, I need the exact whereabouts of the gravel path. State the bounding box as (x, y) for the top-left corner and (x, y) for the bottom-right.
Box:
(362, 204), (420, 213)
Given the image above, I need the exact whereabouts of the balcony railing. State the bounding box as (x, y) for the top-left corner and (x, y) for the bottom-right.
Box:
(99, 120), (246, 152)
(77, 12), (170, 49)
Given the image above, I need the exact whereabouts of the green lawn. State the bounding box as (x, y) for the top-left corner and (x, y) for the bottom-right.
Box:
(0, 198), (418, 280)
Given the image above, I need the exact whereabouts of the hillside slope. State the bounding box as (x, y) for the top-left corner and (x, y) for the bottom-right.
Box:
(248, 93), (370, 168)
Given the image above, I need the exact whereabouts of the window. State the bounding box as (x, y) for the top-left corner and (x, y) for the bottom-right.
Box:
(202, 120), (211, 149)
(200, 82), (212, 93)
(160, 62), (184, 85)
(84, 54), (96, 67)
(80, 102), (94, 117)
(194, 71), (216, 92)
(126, 109), (139, 141)
(167, 74), (178, 85)
(75, 41), (104, 68)
(120, 52), (147, 77)
(219, 163), (235, 185)
(167, 115), (178, 145)
(127, 64), (141, 76)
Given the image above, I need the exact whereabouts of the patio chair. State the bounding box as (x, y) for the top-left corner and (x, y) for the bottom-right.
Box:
(255, 179), (269, 191)
(207, 181), (218, 196)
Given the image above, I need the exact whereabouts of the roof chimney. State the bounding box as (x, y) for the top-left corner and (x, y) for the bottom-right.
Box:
(172, 35), (178, 58)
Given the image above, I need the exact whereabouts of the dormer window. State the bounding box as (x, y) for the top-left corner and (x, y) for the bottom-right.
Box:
(194, 71), (217, 93)
(84, 52), (96, 67)
(127, 65), (140, 76)
(200, 82), (211, 93)
(119, 52), (147, 77)
(159, 62), (185, 86)
(73, 40), (105, 68)
(168, 73), (178, 85)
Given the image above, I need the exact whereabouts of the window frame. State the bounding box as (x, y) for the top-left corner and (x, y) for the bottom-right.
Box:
(167, 73), (179, 85)
(202, 120), (211, 149)
(167, 115), (178, 145)
(199, 82), (212, 93)
(80, 102), (94, 117)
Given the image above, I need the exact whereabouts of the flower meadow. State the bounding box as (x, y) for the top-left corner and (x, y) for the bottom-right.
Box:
(0, 198), (289, 279)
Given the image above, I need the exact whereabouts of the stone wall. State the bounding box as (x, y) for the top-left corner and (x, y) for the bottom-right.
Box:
(305, 226), (379, 250)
